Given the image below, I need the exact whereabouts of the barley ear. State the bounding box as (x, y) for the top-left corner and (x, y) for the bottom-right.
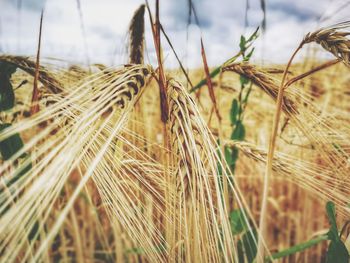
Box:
(303, 22), (350, 66)
(128, 5), (145, 64)
(222, 62), (298, 114)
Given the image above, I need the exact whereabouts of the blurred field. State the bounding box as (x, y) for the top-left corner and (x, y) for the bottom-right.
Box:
(0, 55), (347, 262)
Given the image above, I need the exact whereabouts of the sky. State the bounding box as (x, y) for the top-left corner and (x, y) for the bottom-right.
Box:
(0, 0), (349, 68)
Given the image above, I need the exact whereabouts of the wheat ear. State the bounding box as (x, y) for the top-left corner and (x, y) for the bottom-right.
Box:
(226, 140), (350, 215)
(128, 5), (146, 64)
(303, 21), (350, 66)
(167, 79), (236, 262)
(222, 62), (298, 114)
(0, 55), (63, 93)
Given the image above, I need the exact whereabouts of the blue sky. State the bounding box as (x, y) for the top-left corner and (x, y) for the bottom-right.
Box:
(0, 0), (349, 67)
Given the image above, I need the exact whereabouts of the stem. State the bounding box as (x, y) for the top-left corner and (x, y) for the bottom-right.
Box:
(145, 0), (168, 123)
(256, 42), (304, 262)
(200, 38), (221, 121)
(190, 51), (243, 93)
(190, 66), (221, 93)
(160, 24), (194, 89)
(284, 59), (340, 89)
(76, 0), (91, 71)
(266, 235), (328, 261)
(30, 9), (44, 115)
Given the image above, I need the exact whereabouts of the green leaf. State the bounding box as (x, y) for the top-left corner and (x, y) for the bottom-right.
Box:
(327, 240), (349, 263)
(18, 158), (32, 177)
(0, 76), (15, 111)
(242, 228), (258, 263)
(231, 147), (239, 164)
(237, 239), (245, 263)
(267, 235), (328, 261)
(0, 82), (15, 111)
(247, 27), (260, 42)
(230, 99), (239, 125)
(0, 62), (17, 111)
(231, 121), (245, 141)
(239, 35), (247, 52)
(28, 221), (40, 241)
(244, 47), (255, 62)
(325, 201), (349, 263)
(216, 139), (223, 176)
(7, 157), (32, 186)
(0, 156), (31, 217)
(0, 62), (17, 75)
(227, 146), (239, 173)
(326, 202), (337, 227)
(242, 84), (253, 105)
(0, 123), (24, 160)
(240, 75), (250, 86)
(230, 209), (248, 235)
(326, 201), (339, 241)
(224, 146), (233, 166)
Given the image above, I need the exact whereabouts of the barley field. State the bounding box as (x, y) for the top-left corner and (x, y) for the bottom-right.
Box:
(0, 1), (349, 262)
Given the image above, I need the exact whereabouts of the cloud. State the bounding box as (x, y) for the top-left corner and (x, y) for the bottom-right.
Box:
(5, 0), (46, 11)
(0, 0), (349, 68)
(267, 1), (325, 21)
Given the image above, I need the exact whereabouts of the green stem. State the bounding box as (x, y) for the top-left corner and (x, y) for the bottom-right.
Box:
(190, 66), (221, 93)
(190, 51), (243, 93)
(265, 235), (328, 261)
